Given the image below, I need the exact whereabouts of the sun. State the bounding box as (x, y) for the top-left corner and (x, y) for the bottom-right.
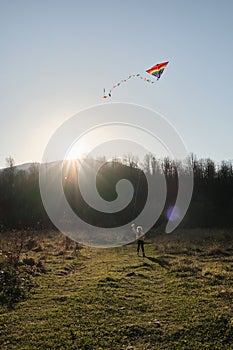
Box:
(66, 139), (90, 160)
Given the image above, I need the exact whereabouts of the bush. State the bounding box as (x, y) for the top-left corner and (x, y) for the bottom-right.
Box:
(0, 255), (33, 309)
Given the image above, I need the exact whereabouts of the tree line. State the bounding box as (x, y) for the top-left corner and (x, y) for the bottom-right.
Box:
(0, 153), (233, 231)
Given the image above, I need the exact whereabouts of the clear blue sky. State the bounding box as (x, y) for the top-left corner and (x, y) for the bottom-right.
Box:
(1, 0), (233, 167)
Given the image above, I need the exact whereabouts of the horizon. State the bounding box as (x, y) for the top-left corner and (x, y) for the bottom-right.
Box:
(2, 151), (233, 172)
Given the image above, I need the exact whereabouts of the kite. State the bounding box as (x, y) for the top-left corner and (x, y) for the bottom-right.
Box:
(146, 61), (169, 80)
(102, 61), (169, 98)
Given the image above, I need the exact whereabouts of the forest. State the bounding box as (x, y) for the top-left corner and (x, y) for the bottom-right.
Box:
(0, 153), (233, 232)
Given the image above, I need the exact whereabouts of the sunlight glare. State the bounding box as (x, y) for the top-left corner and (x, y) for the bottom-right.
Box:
(66, 139), (90, 160)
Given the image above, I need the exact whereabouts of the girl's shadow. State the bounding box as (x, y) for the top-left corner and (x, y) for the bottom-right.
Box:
(146, 256), (170, 269)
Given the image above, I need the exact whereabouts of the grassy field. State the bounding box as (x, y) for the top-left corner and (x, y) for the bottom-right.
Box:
(0, 229), (233, 349)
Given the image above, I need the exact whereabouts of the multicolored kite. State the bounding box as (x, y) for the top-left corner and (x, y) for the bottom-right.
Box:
(102, 61), (169, 98)
(146, 61), (169, 80)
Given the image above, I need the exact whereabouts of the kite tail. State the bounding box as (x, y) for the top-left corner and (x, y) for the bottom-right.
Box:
(102, 73), (156, 99)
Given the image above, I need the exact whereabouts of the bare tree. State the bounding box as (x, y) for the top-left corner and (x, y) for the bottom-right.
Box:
(123, 153), (139, 168)
(5, 156), (15, 169)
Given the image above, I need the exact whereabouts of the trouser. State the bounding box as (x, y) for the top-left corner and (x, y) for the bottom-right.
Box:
(137, 240), (145, 255)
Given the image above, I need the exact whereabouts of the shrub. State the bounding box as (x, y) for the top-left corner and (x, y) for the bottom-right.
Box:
(0, 254), (33, 309)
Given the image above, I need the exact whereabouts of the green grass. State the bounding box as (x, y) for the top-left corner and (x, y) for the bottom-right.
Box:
(1, 229), (233, 349)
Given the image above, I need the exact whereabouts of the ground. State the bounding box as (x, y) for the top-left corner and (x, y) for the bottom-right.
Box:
(0, 229), (233, 349)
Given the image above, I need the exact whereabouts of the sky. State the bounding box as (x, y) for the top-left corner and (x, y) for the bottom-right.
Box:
(0, 0), (233, 168)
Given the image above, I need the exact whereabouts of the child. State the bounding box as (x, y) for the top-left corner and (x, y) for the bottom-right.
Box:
(131, 224), (145, 257)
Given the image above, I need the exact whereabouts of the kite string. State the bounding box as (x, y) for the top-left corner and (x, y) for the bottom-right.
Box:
(103, 73), (156, 98)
